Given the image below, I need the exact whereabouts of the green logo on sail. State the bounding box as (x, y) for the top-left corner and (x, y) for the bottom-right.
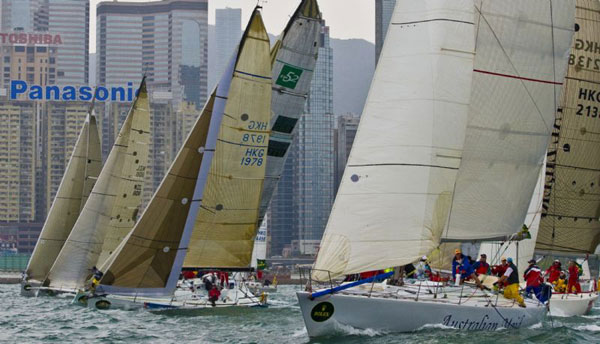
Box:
(276, 64), (303, 89)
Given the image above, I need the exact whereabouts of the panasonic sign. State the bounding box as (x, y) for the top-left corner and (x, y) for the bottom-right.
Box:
(9, 80), (138, 102)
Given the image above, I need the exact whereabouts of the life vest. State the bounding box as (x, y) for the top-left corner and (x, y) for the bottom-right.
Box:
(507, 262), (519, 285)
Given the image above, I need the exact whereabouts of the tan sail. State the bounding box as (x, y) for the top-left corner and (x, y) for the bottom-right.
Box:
(25, 114), (102, 283)
(536, 0), (600, 254)
(45, 78), (150, 290)
(183, 10), (272, 268)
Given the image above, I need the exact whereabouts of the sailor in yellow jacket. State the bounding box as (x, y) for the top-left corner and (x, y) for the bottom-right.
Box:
(493, 257), (526, 308)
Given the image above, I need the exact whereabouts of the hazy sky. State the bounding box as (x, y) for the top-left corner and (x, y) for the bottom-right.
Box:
(89, 0), (375, 53)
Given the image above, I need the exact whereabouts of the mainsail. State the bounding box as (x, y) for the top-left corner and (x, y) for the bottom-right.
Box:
(312, 0), (574, 280)
(44, 78), (150, 290)
(258, 0), (321, 223)
(183, 9), (272, 269)
(25, 113), (102, 284)
(96, 8), (271, 296)
(536, 0), (600, 255)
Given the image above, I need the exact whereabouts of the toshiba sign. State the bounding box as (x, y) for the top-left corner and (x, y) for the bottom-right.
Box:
(0, 33), (62, 45)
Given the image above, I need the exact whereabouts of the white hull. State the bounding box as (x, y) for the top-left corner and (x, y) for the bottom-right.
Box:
(548, 292), (599, 317)
(20, 280), (39, 297)
(297, 288), (546, 337)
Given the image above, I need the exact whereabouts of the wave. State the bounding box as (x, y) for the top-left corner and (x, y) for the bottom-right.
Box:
(574, 324), (600, 332)
(332, 320), (384, 337)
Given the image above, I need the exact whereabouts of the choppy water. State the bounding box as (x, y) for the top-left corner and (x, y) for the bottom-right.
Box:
(1, 284), (600, 343)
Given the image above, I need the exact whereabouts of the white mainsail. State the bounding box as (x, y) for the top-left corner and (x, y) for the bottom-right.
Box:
(44, 79), (150, 290)
(313, 0), (574, 280)
(25, 113), (102, 284)
(96, 8), (272, 296)
(536, 0), (600, 255)
(258, 0), (321, 224)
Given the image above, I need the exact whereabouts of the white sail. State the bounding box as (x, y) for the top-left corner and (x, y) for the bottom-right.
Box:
(44, 79), (150, 290)
(442, 0), (574, 242)
(313, 0), (476, 280)
(478, 165), (545, 279)
(313, 0), (574, 280)
(25, 114), (102, 284)
(258, 0), (321, 223)
(251, 214), (268, 269)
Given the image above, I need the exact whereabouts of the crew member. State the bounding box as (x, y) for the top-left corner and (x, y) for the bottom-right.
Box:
(545, 260), (562, 283)
(567, 260), (582, 294)
(553, 271), (567, 293)
(473, 254), (491, 275)
(208, 285), (221, 307)
(451, 249), (473, 283)
(415, 256), (432, 280)
(494, 257), (526, 308)
(491, 257), (508, 278)
(523, 259), (548, 303)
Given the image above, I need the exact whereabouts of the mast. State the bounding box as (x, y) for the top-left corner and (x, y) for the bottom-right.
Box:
(536, 0), (600, 255)
(44, 77), (151, 290)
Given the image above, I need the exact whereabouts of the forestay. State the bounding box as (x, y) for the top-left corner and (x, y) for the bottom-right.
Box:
(536, 0), (600, 254)
(258, 0), (321, 224)
(183, 10), (272, 269)
(25, 114), (102, 283)
(313, 0), (476, 280)
(442, 0), (574, 242)
(45, 79), (150, 290)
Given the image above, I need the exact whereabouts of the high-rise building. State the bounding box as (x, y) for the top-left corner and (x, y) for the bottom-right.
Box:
(335, 114), (360, 192)
(212, 7), (241, 89)
(375, 0), (396, 64)
(97, 0), (208, 110)
(0, 101), (36, 223)
(270, 24), (334, 257)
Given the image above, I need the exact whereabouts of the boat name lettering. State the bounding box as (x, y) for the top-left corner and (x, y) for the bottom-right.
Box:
(442, 314), (525, 331)
(578, 88), (600, 103)
(244, 148), (264, 158)
(9, 80), (138, 102)
(310, 302), (334, 322)
(248, 121), (268, 130)
(574, 39), (600, 54)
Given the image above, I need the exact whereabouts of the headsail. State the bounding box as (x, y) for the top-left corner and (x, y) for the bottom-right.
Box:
(183, 8), (272, 269)
(312, 0), (574, 281)
(258, 0), (321, 224)
(44, 78), (150, 290)
(96, 8), (271, 295)
(536, 0), (600, 255)
(25, 113), (102, 283)
(441, 0), (574, 242)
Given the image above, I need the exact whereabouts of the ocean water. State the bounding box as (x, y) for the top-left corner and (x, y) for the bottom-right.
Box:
(1, 284), (599, 343)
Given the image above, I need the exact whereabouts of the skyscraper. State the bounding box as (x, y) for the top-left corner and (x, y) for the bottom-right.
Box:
(212, 7), (241, 90)
(270, 24), (334, 257)
(335, 114), (360, 192)
(375, 0), (396, 64)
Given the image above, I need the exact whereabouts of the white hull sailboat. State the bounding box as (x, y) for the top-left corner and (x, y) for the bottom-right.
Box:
(549, 292), (598, 317)
(297, 289), (544, 336)
(297, 0), (574, 337)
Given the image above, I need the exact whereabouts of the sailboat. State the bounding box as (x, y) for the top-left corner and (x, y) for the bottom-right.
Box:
(533, 0), (600, 317)
(21, 106), (102, 296)
(78, 7), (272, 311)
(297, 0), (575, 336)
(39, 77), (151, 295)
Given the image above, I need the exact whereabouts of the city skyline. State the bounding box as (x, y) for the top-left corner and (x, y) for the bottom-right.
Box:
(88, 0), (376, 54)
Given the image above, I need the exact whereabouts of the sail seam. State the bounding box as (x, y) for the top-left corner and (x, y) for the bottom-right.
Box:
(347, 163), (458, 170)
(391, 18), (474, 26)
(234, 70), (272, 80)
(473, 69), (563, 85)
(217, 138), (268, 148)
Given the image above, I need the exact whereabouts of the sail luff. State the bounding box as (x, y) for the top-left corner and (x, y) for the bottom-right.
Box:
(536, 0), (600, 254)
(81, 114), (102, 210)
(312, 0), (476, 280)
(25, 113), (101, 283)
(258, 0), (321, 224)
(44, 78), (150, 290)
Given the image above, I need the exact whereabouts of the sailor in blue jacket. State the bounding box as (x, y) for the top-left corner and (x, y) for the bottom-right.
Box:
(452, 248), (474, 282)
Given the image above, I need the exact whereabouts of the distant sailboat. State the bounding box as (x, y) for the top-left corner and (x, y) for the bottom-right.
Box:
(297, 0), (574, 336)
(80, 7), (272, 310)
(42, 77), (150, 293)
(533, 0), (600, 317)
(21, 106), (102, 296)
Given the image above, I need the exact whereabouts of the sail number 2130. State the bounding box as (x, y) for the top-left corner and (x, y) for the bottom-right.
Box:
(576, 104), (599, 118)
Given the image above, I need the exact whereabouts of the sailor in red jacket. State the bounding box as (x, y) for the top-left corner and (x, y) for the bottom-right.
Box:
(545, 260), (562, 283)
(524, 259), (548, 303)
(567, 260), (582, 294)
(208, 285), (221, 307)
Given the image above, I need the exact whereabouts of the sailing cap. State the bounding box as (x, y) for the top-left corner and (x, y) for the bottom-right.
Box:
(507, 257), (513, 263)
(501, 256), (507, 261)
(480, 254), (487, 258)
(454, 249), (461, 254)
(421, 255), (427, 261)
(528, 259), (536, 264)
